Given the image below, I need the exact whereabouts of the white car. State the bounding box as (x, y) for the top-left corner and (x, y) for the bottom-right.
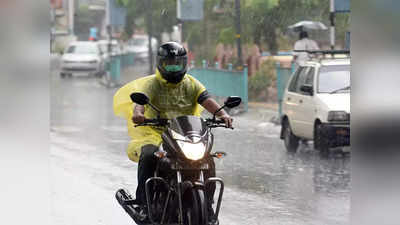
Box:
(280, 54), (350, 154)
(127, 34), (158, 62)
(98, 39), (123, 58)
(60, 41), (105, 78)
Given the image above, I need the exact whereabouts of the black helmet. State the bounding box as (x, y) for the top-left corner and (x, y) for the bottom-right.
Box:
(157, 42), (188, 83)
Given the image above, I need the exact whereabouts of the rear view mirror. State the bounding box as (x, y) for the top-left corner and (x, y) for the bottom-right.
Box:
(130, 92), (149, 105)
(224, 96), (242, 108)
(300, 84), (313, 95)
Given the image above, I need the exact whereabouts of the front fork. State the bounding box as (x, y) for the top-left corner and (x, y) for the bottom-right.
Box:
(145, 170), (225, 225)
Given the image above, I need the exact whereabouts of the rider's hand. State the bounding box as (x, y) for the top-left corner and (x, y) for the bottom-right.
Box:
(220, 113), (233, 128)
(132, 105), (146, 124)
(132, 113), (146, 124)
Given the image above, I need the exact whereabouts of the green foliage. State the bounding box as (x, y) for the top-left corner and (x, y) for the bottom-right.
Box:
(74, 5), (95, 39)
(248, 59), (276, 101)
(118, 0), (349, 59)
(119, 0), (177, 41)
(218, 27), (235, 45)
(115, 0), (130, 7)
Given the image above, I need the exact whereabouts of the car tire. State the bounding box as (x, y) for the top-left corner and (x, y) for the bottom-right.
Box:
(60, 73), (66, 78)
(315, 123), (329, 155)
(283, 119), (299, 152)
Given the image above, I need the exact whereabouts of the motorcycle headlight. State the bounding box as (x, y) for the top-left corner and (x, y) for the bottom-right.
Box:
(328, 111), (350, 122)
(176, 140), (206, 161)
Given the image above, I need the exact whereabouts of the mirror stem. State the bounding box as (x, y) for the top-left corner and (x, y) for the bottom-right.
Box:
(148, 102), (161, 117)
(213, 106), (225, 121)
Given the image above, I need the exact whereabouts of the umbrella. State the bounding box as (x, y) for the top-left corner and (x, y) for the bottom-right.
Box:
(288, 20), (328, 32)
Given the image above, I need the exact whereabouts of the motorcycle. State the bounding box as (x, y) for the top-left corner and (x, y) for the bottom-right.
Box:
(116, 92), (241, 225)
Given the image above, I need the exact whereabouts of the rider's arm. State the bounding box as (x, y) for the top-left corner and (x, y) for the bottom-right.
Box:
(132, 104), (145, 124)
(200, 97), (233, 128)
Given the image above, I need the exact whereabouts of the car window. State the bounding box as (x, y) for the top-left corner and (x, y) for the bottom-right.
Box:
(130, 38), (147, 46)
(305, 67), (315, 86)
(318, 65), (350, 93)
(295, 66), (310, 93)
(288, 67), (303, 92)
(67, 44), (99, 54)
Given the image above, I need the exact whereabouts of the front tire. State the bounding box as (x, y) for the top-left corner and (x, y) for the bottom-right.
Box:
(283, 119), (299, 152)
(314, 123), (330, 155)
(182, 188), (206, 225)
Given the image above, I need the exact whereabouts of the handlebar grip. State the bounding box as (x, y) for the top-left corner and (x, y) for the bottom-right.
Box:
(215, 119), (225, 124)
(143, 119), (157, 123)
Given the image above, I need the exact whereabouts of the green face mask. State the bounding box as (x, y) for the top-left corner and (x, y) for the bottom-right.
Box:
(164, 65), (183, 72)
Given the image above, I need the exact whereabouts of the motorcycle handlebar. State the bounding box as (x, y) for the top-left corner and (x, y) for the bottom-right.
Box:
(206, 118), (234, 129)
(135, 118), (169, 127)
(215, 119), (226, 124)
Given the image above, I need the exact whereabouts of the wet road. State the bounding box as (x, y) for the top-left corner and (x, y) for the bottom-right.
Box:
(50, 57), (350, 225)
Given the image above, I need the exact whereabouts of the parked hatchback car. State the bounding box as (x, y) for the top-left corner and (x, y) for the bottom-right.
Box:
(60, 41), (105, 78)
(280, 52), (350, 154)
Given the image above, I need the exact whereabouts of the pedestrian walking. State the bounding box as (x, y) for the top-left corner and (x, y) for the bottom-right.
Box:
(292, 31), (320, 67)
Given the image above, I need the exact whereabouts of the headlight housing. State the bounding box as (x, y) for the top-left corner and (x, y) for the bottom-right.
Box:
(170, 129), (206, 161)
(328, 111), (350, 122)
(177, 140), (206, 161)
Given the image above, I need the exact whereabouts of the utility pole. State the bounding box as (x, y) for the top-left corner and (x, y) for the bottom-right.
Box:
(234, 0), (242, 67)
(146, 0), (154, 74)
(68, 0), (75, 35)
(330, 0), (335, 50)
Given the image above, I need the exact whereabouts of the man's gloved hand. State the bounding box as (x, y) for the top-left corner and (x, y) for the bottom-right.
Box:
(219, 113), (233, 128)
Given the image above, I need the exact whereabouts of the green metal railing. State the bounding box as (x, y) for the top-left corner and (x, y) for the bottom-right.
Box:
(276, 62), (295, 117)
(107, 53), (135, 84)
(189, 63), (248, 111)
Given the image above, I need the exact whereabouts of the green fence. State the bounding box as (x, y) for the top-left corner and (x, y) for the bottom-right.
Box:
(107, 53), (135, 83)
(276, 62), (295, 117)
(188, 65), (248, 111)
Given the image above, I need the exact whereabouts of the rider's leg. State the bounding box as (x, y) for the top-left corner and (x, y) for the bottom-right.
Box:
(135, 144), (159, 205)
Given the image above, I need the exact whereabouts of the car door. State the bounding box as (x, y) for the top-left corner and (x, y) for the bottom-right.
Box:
(283, 66), (304, 137)
(296, 66), (316, 139)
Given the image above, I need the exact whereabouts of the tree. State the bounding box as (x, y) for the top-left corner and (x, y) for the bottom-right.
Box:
(74, 4), (104, 40)
(116, 0), (178, 41)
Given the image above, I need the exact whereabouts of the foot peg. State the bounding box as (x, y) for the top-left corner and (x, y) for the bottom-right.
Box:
(115, 189), (148, 224)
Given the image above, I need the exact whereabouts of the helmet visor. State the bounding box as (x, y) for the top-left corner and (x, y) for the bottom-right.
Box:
(160, 57), (185, 72)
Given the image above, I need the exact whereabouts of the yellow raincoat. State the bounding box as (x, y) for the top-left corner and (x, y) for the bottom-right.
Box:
(113, 70), (206, 162)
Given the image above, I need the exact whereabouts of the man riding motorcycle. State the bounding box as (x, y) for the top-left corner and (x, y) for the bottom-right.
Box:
(113, 42), (232, 222)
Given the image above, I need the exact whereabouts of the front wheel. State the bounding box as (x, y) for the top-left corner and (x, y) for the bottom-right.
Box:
(283, 119), (299, 152)
(314, 123), (330, 155)
(182, 188), (206, 225)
